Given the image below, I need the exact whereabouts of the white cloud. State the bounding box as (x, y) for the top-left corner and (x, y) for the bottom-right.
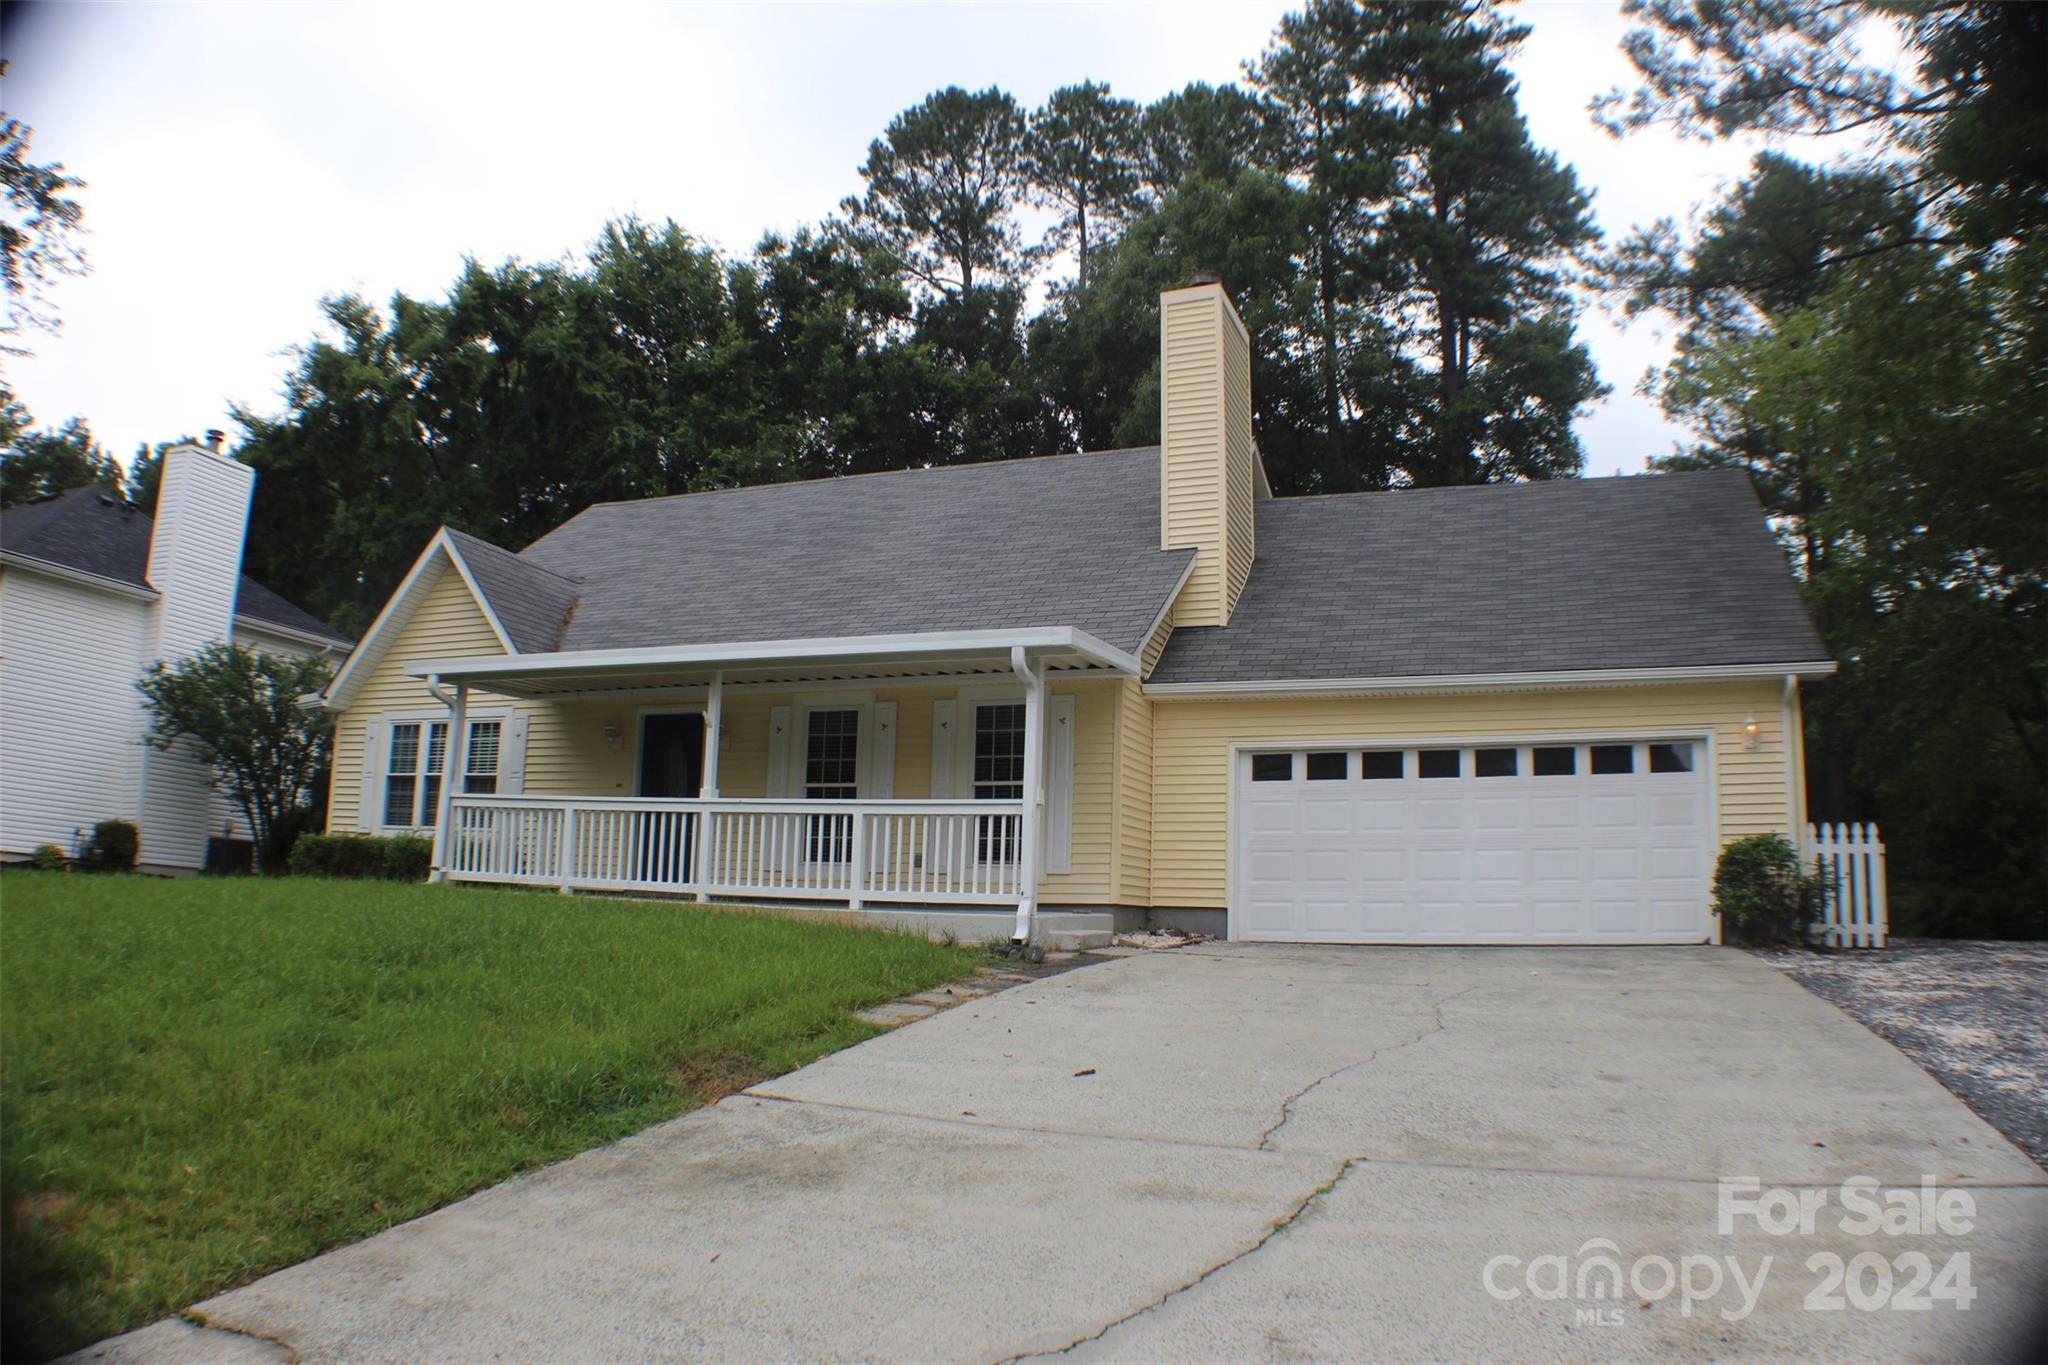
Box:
(5, 1), (1805, 478)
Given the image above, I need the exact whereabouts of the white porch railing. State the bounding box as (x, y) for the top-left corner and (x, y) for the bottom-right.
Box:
(1808, 821), (1888, 947)
(443, 795), (1027, 907)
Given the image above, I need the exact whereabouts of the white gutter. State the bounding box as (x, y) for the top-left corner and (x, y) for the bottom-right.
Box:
(234, 613), (351, 654)
(0, 550), (161, 602)
(1143, 660), (1839, 699)
(405, 626), (1142, 685)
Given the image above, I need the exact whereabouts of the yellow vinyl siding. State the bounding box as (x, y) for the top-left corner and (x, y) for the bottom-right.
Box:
(1139, 613), (1174, 678)
(1113, 677), (1154, 905)
(327, 565), (512, 830)
(1147, 680), (1795, 909)
(1222, 308), (1255, 616)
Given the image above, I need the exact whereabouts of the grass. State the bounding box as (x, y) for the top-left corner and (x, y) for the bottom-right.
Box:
(0, 873), (977, 1360)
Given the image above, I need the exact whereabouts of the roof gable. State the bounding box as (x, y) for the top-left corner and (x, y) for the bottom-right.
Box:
(322, 530), (519, 708)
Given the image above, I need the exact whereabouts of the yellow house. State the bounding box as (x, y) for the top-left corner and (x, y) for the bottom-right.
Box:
(313, 279), (1830, 948)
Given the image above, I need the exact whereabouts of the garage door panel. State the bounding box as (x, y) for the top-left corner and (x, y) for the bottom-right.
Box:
(1354, 799), (1408, 832)
(1415, 799), (1463, 832)
(1235, 740), (1712, 946)
(1301, 799), (1353, 835)
(1248, 798), (1298, 833)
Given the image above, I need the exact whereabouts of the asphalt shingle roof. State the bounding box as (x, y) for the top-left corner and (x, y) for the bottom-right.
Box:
(514, 447), (1196, 659)
(0, 487), (353, 645)
(1149, 469), (1827, 684)
(445, 528), (579, 655)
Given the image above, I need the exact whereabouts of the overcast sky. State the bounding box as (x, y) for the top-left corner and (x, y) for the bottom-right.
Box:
(4, 0), (1775, 478)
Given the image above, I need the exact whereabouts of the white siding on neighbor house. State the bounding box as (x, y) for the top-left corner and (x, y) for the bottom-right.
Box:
(135, 447), (259, 869)
(0, 567), (153, 859)
(145, 447), (256, 662)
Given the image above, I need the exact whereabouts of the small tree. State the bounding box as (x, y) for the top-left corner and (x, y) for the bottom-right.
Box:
(137, 643), (334, 872)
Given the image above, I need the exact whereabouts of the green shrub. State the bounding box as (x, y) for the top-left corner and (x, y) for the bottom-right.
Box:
(85, 820), (140, 872)
(261, 806), (325, 875)
(1713, 833), (1830, 947)
(29, 844), (68, 872)
(288, 832), (433, 882)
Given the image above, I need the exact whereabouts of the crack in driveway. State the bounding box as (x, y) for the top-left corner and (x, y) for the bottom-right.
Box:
(1009, 983), (1475, 1361)
(1257, 983), (1474, 1151)
(1004, 1154), (1369, 1363)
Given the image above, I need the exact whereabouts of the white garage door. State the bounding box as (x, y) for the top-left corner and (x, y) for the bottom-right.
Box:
(1233, 739), (1713, 945)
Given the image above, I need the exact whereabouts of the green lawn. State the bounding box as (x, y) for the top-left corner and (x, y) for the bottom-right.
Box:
(0, 873), (977, 1360)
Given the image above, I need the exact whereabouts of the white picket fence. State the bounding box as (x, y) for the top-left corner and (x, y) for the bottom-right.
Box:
(1807, 822), (1888, 947)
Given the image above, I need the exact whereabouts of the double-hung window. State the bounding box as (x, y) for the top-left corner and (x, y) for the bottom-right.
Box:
(803, 709), (859, 861)
(383, 718), (501, 828)
(972, 702), (1026, 864)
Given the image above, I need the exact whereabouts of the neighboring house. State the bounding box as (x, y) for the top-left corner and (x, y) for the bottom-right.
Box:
(313, 280), (1829, 946)
(0, 442), (353, 872)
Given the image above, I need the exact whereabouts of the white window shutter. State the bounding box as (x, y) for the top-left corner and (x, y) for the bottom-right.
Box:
(499, 714), (529, 794)
(930, 700), (956, 799)
(358, 719), (386, 831)
(1047, 694), (1075, 874)
(870, 701), (897, 798)
(766, 706), (791, 798)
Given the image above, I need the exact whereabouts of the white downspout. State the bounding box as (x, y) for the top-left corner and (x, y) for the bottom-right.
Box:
(1011, 645), (1045, 946)
(424, 676), (467, 883)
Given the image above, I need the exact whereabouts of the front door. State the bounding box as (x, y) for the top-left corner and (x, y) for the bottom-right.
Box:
(636, 713), (704, 884)
(638, 713), (704, 798)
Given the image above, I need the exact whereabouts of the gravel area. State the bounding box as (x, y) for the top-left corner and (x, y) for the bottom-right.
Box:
(1758, 939), (2048, 1167)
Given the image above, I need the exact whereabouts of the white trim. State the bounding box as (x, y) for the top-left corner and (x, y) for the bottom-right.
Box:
(1137, 554), (1198, 675)
(1046, 693), (1075, 874)
(322, 530), (515, 710)
(0, 550), (161, 601)
(1146, 661), (1839, 700)
(372, 705), (509, 835)
(438, 536), (519, 656)
(1225, 728), (1719, 946)
(232, 613), (350, 654)
(631, 705), (706, 798)
(403, 626), (1141, 686)
(792, 696), (874, 800)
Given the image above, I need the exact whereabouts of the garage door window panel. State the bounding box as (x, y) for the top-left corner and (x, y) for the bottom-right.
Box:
(1649, 742), (1694, 773)
(1306, 751), (1348, 781)
(1418, 749), (1461, 779)
(1475, 747), (1518, 778)
(1591, 744), (1635, 775)
(1360, 750), (1404, 781)
(1533, 746), (1576, 777)
(1252, 753), (1294, 782)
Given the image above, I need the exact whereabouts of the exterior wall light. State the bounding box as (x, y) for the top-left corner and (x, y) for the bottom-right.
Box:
(1742, 715), (1761, 750)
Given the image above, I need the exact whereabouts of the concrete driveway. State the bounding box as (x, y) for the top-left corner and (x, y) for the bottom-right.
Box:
(82, 946), (2048, 1363)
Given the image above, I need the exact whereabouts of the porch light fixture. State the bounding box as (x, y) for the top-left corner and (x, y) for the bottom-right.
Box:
(1742, 714), (1761, 749)
(603, 723), (621, 750)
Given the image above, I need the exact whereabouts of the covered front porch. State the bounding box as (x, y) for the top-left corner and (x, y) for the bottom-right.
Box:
(409, 628), (1140, 944)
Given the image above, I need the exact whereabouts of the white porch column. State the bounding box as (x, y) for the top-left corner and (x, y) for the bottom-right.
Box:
(428, 679), (467, 882)
(1011, 646), (1046, 944)
(702, 670), (724, 798)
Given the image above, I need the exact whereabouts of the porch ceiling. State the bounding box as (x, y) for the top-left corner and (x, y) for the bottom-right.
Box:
(402, 626), (1137, 699)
